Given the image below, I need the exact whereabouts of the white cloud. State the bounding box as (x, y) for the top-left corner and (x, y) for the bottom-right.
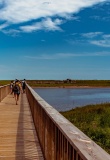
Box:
(89, 33), (110, 47)
(2, 29), (20, 36)
(91, 15), (110, 22)
(103, 34), (110, 38)
(24, 55), (57, 60)
(0, 23), (8, 30)
(82, 32), (103, 38)
(0, 0), (107, 32)
(70, 32), (110, 48)
(20, 18), (63, 32)
(24, 51), (110, 60)
(91, 40), (110, 47)
(58, 52), (110, 57)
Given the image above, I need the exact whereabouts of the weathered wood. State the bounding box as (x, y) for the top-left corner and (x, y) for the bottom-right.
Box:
(0, 85), (10, 102)
(0, 93), (44, 160)
(26, 84), (110, 160)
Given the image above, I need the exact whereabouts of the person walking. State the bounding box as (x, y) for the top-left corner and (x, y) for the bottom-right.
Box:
(22, 79), (26, 93)
(10, 81), (14, 94)
(13, 80), (22, 105)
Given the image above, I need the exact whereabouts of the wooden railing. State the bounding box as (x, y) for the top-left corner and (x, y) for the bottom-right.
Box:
(27, 84), (110, 160)
(0, 85), (10, 102)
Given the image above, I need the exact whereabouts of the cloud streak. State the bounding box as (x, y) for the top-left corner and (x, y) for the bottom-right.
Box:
(0, 0), (108, 33)
(24, 51), (110, 60)
(68, 32), (110, 48)
(91, 40), (110, 47)
(81, 32), (103, 38)
(89, 33), (110, 47)
(0, 23), (8, 30)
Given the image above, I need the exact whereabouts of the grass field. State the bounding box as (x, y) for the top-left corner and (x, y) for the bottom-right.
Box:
(27, 80), (110, 87)
(0, 80), (11, 86)
(1, 79), (110, 87)
(61, 103), (110, 154)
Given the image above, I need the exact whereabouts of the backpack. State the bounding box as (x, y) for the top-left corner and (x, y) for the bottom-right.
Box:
(22, 81), (26, 87)
(13, 84), (20, 92)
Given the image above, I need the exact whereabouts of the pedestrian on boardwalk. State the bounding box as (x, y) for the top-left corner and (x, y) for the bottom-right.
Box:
(10, 81), (14, 94)
(13, 80), (22, 105)
(22, 79), (26, 93)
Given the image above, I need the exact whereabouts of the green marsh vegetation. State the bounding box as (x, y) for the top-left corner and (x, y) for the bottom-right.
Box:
(0, 80), (11, 86)
(1, 79), (110, 87)
(27, 80), (110, 87)
(61, 103), (110, 154)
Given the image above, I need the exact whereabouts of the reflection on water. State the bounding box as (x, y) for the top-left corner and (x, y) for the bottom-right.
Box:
(34, 88), (110, 111)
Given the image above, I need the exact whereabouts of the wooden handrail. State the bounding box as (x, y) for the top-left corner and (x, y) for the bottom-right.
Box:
(0, 85), (10, 102)
(26, 84), (110, 160)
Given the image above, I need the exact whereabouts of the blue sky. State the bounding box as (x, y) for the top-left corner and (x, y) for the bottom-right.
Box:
(0, 0), (110, 80)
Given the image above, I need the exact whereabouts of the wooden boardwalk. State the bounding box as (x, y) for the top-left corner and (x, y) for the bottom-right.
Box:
(0, 93), (44, 160)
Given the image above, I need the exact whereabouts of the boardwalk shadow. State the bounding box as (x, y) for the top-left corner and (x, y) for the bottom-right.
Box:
(15, 94), (44, 160)
(15, 94), (25, 159)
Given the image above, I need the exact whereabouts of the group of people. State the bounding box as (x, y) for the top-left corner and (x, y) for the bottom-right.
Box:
(10, 79), (26, 105)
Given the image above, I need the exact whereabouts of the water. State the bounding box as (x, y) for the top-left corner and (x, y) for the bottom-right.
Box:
(34, 88), (110, 111)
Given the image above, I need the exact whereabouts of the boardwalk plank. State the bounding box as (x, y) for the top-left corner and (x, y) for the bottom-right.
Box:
(0, 94), (44, 160)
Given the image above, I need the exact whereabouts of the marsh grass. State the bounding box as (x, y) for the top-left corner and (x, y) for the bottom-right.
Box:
(27, 80), (110, 87)
(0, 80), (11, 86)
(61, 103), (110, 154)
(1, 80), (110, 87)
